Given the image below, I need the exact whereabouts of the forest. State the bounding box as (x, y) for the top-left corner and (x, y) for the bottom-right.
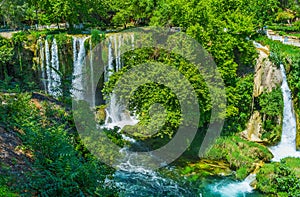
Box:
(0, 0), (300, 196)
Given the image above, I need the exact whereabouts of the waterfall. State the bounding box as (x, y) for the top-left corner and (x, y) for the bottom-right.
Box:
(50, 39), (61, 96)
(42, 38), (61, 96)
(39, 40), (46, 92)
(72, 36), (89, 100)
(269, 64), (300, 161)
(106, 38), (114, 80)
(113, 35), (119, 72)
(131, 33), (135, 49)
(45, 39), (51, 94)
(266, 30), (300, 47)
(104, 93), (138, 131)
(117, 35), (122, 71)
(210, 174), (256, 197)
(89, 38), (95, 107)
(103, 33), (138, 131)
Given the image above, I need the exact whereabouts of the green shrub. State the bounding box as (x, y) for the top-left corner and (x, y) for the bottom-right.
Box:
(257, 158), (300, 196)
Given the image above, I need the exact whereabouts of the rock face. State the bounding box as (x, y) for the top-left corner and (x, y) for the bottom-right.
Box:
(241, 111), (263, 142)
(253, 50), (282, 97)
(242, 48), (282, 142)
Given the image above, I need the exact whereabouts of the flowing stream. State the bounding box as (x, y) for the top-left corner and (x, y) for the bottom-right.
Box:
(269, 64), (300, 161)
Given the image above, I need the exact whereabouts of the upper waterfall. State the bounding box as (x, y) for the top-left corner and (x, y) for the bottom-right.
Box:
(71, 36), (90, 100)
(40, 38), (61, 96)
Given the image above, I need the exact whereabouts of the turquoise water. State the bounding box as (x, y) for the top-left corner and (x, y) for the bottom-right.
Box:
(113, 168), (264, 197)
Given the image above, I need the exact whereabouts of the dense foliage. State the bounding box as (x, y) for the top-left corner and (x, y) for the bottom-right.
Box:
(0, 0), (299, 29)
(0, 93), (116, 196)
(259, 88), (283, 144)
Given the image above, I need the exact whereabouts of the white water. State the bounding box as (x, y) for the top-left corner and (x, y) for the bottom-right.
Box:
(72, 36), (89, 100)
(113, 35), (119, 72)
(45, 39), (51, 94)
(50, 39), (61, 96)
(104, 33), (138, 132)
(104, 93), (139, 131)
(39, 40), (46, 92)
(131, 33), (135, 49)
(266, 30), (300, 47)
(210, 174), (256, 197)
(269, 64), (300, 161)
(43, 38), (61, 96)
(89, 38), (95, 107)
(106, 37), (114, 80)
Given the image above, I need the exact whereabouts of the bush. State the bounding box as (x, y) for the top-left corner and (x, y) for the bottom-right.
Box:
(257, 158), (300, 196)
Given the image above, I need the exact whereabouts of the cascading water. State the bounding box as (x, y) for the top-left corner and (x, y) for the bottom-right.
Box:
(50, 39), (61, 96)
(269, 64), (300, 161)
(72, 36), (89, 100)
(39, 40), (46, 92)
(106, 38), (114, 80)
(104, 33), (138, 131)
(89, 38), (96, 107)
(104, 93), (139, 131)
(43, 38), (61, 96)
(113, 35), (119, 72)
(45, 39), (51, 94)
(209, 174), (256, 197)
(131, 34), (134, 49)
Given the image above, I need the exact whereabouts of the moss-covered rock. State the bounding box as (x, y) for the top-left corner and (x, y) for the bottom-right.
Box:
(205, 136), (273, 180)
(179, 159), (232, 178)
(95, 105), (107, 124)
(159, 159), (232, 184)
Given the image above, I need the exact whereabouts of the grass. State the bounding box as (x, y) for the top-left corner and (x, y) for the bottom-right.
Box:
(255, 36), (300, 58)
(268, 24), (299, 33)
(282, 157), (300, 177)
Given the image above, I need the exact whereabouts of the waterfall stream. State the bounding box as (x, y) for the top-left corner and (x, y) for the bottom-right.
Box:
(71, 36), (89, 100)
(50, 39), (61, 96)
(269, 64), (300, 161)
(43, 38), (61, 96)
(104, 33), (138, 131)
(39, 40), (46, 92)
(45, 39), (51, 94)
(89, 38), (96, 107)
